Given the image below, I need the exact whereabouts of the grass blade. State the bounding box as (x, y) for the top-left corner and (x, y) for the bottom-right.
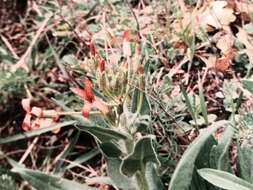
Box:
(198, 78), (208, 125)
(180, 83), (197, 125)
(0, 121), (76, 144)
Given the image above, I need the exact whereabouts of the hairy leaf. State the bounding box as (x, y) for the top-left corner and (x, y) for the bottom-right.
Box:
(198, 168), (253, 190)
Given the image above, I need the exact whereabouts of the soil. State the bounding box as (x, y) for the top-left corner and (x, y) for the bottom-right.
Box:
(0, 0), (27, 27)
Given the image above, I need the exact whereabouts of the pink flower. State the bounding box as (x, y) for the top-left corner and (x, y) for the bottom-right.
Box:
(21, 98), (59, 131)
(21, 98), (44, 130)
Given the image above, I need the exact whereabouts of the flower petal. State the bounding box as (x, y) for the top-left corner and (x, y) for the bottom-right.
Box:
(93, 99), (109, 114)
(89, 41), (96, 56)
(83, 79), (95, 103)
(123, 31), (130, 40)
(70, 87), (85, 99)
(31, 107), (43, 117)
(98, 59), (105, 72)
(21, 98), (31, 113)
(43, 109), (59, 119)
(39, 118), (55, 128)
(22, 114), (32, 131)
(82, 102), (93, 118)
(39, 118), (60, 133)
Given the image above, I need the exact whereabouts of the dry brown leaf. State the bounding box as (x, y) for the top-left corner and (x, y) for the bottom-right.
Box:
(216, 31), (235, 54)
(215, 49), (236, 71)
(199, 1), (236, 30)
(205, 49), (236, 71)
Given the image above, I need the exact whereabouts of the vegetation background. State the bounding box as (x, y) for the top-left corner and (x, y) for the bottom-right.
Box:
(1, 0), (253, 190)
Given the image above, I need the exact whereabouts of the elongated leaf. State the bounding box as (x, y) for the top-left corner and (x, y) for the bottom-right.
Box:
(198, 168), (253, 190)
(77, 125), (129, 143)
(86, 176), (114, 187)
(145, 162), (165, 190)
(10, 161), (98, 190)
(193, 136), (217, 190)
(210, 125), (235, 172)
(180, 84), (197, 124)
(168, 120), (229, 190)
(131, 87), (150, 115)
(121, 136), (159, 177)
(195, 136), (217, 169)
(99, 142), (123, 158)
(198, 80), (208, 125)
(66, 149), (100, 170)
(190, 168), (209, 190)
(237, 146), (253, 183)
(0, 121), (76, 144)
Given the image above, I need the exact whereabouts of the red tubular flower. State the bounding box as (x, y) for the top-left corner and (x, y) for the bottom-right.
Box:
(70, 79), (109, 118)
(89, 40), (96, 56)
(123, 31), (130, 41)
(97, 59), (105, 72)
(83, 79), (95, 103)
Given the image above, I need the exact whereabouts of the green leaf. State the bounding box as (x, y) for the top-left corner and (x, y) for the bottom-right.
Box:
(85, 176), (113, 187)
(62, 54), (79, 65)
(107, 158), (137, 190)
(210, 125), (235, 172)
(10, 162), (98, 190)
(77, 125), (129, 143)
(145, 162), (165, 190)
(121, 136), (159, 177)
(237, 146), (253, 182)
(242, 79), (253, 94)
(193, 136), (217, 190)
(131, 87), (150, 115)
(66, 149), (100, 170)
(180, 84), (197, 125)
(190, 168), (209, 190)
(99, 142), (123, 158)
(222, 80), (238, 113)
(195, 136), (217, 169)
(168, 120), (229, 190)
(198, 168), (253, 190)
(0, 121), (76, 144)
(54, 131), (80, 174)
(198, 80), (208, 125)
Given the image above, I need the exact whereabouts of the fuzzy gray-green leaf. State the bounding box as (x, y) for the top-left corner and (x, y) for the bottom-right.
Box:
(198, 168), (253, 190)
(168, 120), (229, 190)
